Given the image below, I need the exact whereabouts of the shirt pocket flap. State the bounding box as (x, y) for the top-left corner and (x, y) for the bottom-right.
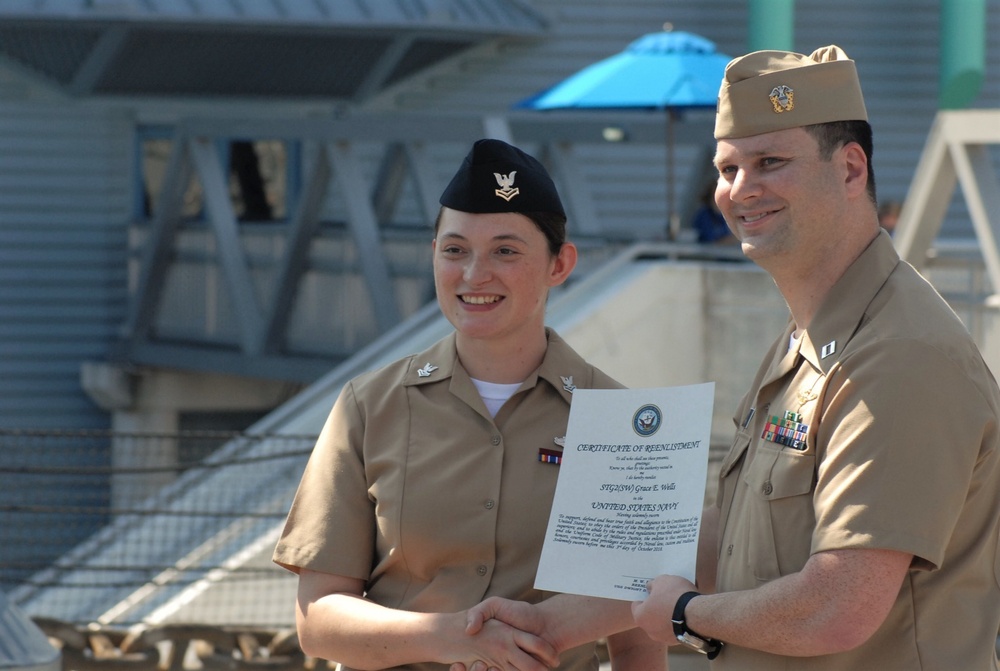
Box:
(744, 444), (815, 500)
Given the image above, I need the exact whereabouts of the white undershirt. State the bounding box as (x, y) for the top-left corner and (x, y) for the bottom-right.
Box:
(789, 330), (800, 351)
(470, 378), (523, 417)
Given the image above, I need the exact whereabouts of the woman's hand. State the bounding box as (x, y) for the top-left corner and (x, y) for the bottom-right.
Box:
(464, 598), (550, 640)
(296, 571), (557, 670)
(448, 616), (558, 671)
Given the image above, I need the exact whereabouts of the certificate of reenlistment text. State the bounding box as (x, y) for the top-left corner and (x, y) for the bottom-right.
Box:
(535, 383), (715, 601)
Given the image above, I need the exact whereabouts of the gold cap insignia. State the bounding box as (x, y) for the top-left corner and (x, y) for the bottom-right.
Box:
(769, 85), (794, 113)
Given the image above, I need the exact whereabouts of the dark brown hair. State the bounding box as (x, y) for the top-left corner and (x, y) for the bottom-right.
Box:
(435, 208), (568, 257)
(804, 120), (877, 205)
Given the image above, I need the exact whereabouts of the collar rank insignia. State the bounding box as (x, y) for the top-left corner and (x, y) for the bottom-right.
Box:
(820, 340), (836, 359)
(538, 447), (562, 465)
(762, 409), (809, 450)
(494, 171), (519, 201)
(416, 362), (438, 378)
(769, 85), (794, 113)
(560, 375), (576, 393)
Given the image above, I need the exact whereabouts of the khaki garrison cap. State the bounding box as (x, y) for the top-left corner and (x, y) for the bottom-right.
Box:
(715, 45), (868, 139)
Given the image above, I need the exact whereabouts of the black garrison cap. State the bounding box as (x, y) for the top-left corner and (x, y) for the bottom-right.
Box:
(439, 138), (565, 217)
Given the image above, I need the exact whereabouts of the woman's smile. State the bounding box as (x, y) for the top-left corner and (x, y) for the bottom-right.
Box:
(460, 294), (503, 306)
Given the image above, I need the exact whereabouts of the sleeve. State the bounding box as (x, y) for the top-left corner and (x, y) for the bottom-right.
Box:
(272, 380), (376, 579)
(810, 339), (989, 570)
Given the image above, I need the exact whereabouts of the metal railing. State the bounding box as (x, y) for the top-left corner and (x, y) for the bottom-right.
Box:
(1, 429), (316, 629)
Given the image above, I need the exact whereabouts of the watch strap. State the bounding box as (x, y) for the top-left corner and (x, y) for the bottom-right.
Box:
(671, 591), (701, 638)
(671, 590), (724, 660)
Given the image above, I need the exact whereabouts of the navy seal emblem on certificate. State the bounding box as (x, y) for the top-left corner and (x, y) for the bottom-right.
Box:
(632, 404), (662, 437)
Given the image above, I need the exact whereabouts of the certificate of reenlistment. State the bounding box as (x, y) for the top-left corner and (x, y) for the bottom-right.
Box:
(535, 383), (715, 601)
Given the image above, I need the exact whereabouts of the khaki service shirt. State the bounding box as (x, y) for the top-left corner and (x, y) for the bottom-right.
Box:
(714, 232), (1000, 670)
(274, 329), (619, 671)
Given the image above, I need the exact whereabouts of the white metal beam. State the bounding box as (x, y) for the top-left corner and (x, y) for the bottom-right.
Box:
(327, 141), (402, 331)
(403, 142), (445, 224)
(189, 137), (266, 354)
(261, 143), (332, 354)
(894, 110), (1000, 297)
(125, 134), (193, 340)
(542, 142), (601, 236)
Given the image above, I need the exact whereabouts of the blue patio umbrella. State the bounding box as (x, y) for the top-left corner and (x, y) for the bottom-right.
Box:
(517, 30), (731, 239)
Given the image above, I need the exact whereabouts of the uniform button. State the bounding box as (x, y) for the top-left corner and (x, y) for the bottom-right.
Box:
(490, 435), (501, 446)
(763, 481), (773, 495)
(484, 499), (495, 510)
(477, 565), (488, 576)
(727, 544), (733, 556)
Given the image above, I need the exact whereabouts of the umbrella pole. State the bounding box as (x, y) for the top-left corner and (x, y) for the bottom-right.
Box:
(667, 110), (679, 241)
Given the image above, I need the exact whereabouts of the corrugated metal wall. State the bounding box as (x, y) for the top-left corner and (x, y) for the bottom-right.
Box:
(0, 102), (132, 429)
(0, 101), (133, 598)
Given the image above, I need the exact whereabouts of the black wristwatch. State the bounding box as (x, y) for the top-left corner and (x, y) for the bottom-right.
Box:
(671, 591), (724, 659)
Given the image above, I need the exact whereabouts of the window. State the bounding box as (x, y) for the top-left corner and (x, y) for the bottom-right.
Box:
(137, 126), (297, 222)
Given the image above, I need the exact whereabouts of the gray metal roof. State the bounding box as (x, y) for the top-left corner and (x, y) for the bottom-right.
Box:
(0, 591), (59, 671)
(0, 0), (549, 99)
(0, 0), (549, 30)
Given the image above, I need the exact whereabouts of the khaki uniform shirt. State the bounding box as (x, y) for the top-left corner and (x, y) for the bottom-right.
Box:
(714, 232), (1000, 670)
(274, 329), (619, 671)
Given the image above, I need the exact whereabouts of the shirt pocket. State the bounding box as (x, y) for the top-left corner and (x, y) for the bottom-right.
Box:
(717, 430), (750, 515)
(720, 429), (751, 480)
(743, 443), (816, 582)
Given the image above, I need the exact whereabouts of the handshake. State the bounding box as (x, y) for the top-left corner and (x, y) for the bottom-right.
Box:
(292, 568), (685, 671)
(442, 578), (686, 671)
(448, 596), (561, 671)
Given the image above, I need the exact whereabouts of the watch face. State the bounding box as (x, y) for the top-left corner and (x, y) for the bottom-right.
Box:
(677, 632), (711, 654)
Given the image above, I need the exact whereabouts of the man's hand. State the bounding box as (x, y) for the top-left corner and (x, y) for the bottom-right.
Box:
(450, 617), (558, 671)
(449, 599), (556, 671)
(453, 593), (667, 671)
(631, 574), (697, 644)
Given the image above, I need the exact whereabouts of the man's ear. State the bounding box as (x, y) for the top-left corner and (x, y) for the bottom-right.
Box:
(841, 142), (869, 199)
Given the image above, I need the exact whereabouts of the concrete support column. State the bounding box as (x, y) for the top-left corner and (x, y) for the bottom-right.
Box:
(109, 409), (179, 511)
(82, 362), (299, 511)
